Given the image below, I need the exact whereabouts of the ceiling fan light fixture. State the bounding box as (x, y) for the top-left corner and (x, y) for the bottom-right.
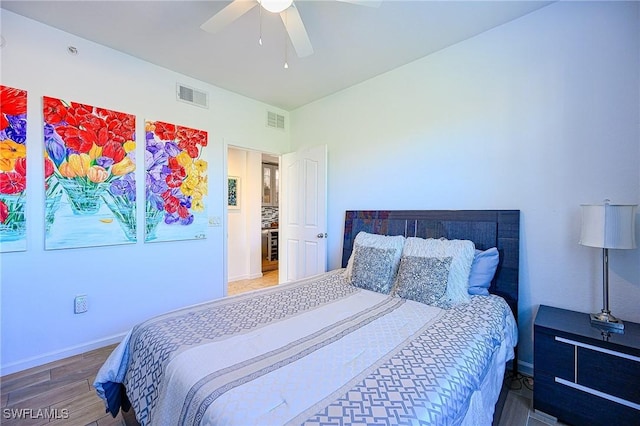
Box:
(260, 0), (293, 14)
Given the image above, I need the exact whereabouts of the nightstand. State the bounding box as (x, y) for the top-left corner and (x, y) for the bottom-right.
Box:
(533, 305), (640, 425)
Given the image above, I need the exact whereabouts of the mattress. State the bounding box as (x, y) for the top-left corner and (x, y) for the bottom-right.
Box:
(94, 269), (517, 425)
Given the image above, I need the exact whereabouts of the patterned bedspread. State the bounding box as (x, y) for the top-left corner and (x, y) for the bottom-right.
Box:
(94, 269), (517, 426)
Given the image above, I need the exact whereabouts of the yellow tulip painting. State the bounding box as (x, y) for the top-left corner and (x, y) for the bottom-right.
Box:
(145, 120), (208, 242)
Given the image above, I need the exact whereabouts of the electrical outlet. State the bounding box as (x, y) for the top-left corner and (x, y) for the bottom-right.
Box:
(74, 295), (88, 314)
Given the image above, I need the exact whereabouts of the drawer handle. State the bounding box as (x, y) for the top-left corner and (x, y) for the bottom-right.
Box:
(555, 377), (640, 411)
(555, 336), (640, 362)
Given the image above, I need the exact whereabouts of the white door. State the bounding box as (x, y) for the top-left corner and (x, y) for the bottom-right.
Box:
(279, 145), (327, 283)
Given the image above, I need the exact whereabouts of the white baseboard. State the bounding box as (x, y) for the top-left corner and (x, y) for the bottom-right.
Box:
(1, 332), (127, 377)
(228, 275), (247, 282)
(228, 272), (263, 283)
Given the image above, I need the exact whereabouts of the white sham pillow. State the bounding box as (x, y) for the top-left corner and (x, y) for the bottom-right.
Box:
(398, 237), (475, 306)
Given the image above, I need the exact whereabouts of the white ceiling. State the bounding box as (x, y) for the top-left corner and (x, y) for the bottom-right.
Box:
(1, 0), (553, 111)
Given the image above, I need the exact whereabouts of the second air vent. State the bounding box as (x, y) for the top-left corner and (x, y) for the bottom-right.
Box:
(267, 111), (285, 130)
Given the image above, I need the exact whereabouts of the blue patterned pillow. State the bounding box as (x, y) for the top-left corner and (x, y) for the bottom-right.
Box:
(394, 256), (453, 307)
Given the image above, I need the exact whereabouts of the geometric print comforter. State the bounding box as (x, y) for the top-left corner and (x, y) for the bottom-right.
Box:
(94, 269), (517, 426)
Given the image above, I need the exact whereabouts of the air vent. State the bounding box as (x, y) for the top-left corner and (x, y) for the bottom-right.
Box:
(176, 83), (209, 108)
(266, 111), (285, 130)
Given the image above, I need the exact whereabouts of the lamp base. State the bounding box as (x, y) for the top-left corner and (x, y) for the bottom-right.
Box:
(590, 311), (625, 332)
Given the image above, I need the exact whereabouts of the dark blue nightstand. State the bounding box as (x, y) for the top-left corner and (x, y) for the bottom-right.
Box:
(533, 305), (640, 425)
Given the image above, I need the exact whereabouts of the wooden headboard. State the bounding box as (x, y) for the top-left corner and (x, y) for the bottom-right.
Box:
(341, 210), (520, 323)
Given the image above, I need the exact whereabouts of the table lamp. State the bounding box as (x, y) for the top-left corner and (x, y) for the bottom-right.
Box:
(579, 201), (637, 331)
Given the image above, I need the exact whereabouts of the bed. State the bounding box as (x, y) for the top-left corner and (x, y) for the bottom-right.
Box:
(95, 209), (520, 426)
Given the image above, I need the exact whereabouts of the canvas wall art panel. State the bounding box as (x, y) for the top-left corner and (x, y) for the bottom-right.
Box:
(0, 85), (28, 253)
(43, 96), (137, 249)
(145, 120), (208, 242)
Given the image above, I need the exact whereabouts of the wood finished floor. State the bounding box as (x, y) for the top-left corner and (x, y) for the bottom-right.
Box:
(1, 272), (545, 426)
(0, 344), (124, 425)
(227, 269), (279, 295)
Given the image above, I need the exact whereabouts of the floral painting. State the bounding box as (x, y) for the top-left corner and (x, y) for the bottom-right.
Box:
(43, 96), (137, 249)
(0, 85), (27, 252)
(145, 120), (208, 242)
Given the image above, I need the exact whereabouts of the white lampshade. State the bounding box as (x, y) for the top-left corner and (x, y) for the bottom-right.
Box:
(579, 202), (637, 249)
(260, 0), (293, 13)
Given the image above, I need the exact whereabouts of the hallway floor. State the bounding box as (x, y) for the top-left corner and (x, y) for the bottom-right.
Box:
(227, 269), (279, 295)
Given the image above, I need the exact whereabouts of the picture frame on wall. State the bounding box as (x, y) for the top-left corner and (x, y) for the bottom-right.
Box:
(228, 176), (240, 209)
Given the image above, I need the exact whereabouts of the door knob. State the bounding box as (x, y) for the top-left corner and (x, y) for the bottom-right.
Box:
(317, 233), (327, 238)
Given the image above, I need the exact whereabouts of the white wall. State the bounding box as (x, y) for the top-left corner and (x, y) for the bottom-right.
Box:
(0, 11), (289, 374)
(227, 148), (249, 282)
(290, 1), (640, 373)
(227, 147), (263, 283)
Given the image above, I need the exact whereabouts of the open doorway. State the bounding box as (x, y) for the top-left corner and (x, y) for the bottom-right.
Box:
(227, 146), (279, 295)
(261, 153), (279, 273)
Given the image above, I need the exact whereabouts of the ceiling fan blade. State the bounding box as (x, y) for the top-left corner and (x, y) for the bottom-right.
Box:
(280, 5), (314, 58)
(200, 0), (258, 34)
(336, 0), (382, 7)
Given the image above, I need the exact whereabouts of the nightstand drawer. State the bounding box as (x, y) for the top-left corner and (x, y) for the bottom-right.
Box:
(535, 373), (639, 426)
(533, 330), (574, 380)
(577, 345), (640, 404)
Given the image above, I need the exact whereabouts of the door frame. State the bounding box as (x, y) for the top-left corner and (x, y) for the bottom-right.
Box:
(224, 143), (281, 295)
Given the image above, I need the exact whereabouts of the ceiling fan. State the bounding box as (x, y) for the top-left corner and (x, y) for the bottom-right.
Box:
(200, 0), (381, 59)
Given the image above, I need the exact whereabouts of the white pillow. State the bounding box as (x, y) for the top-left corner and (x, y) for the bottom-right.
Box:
(399, 237), (475, 306)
